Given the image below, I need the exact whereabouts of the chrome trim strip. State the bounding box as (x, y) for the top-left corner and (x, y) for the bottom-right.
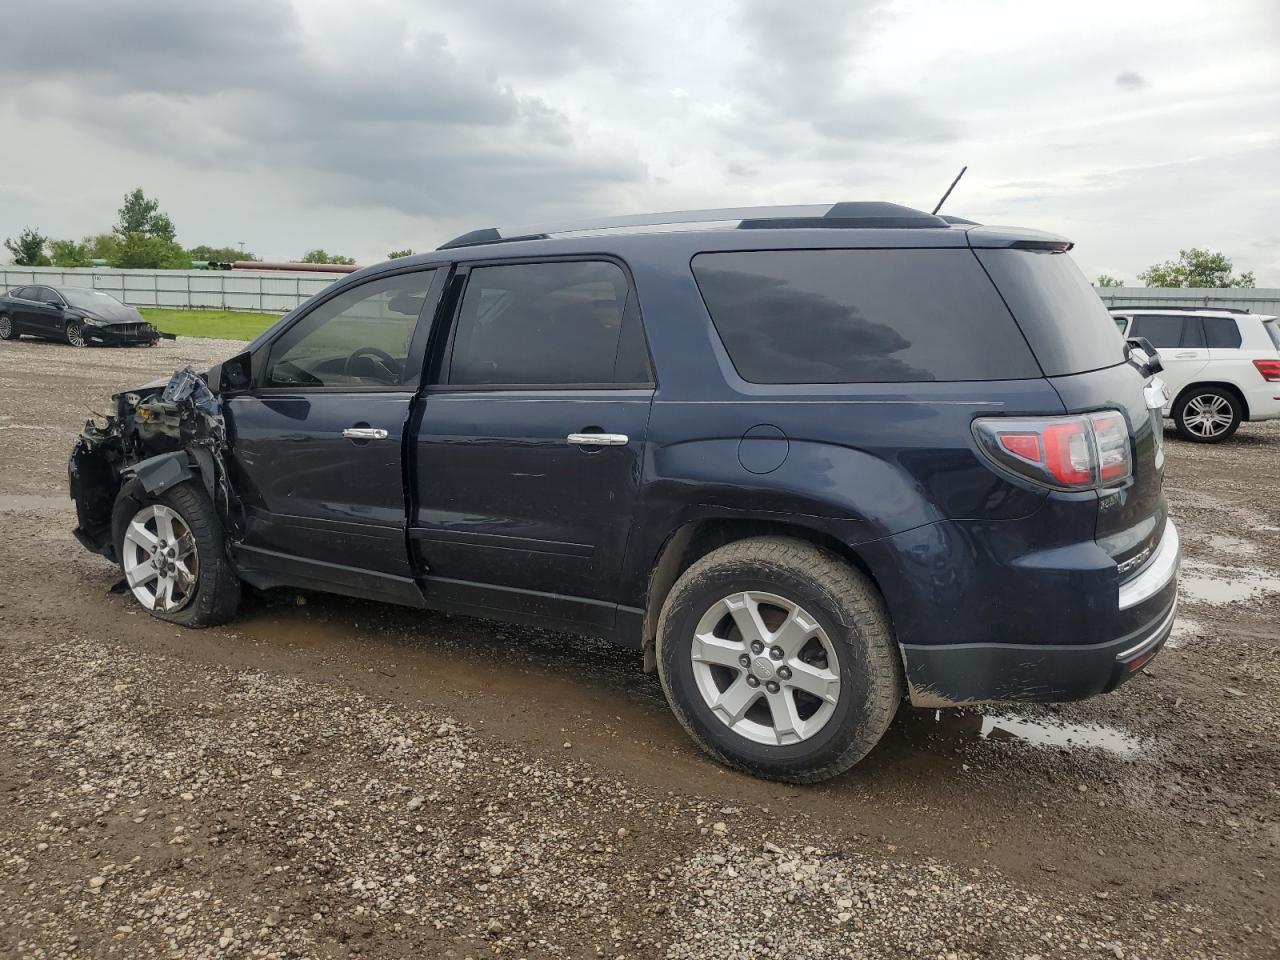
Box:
(1118, 597), (1178, 660)
(1118, 519), (1180, 611)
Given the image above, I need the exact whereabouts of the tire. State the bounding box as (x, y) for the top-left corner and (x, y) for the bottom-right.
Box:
(65, 320), (87, 348)
(112, 479), (241, 627)
(0, 313), (15, 340)
(656, 536), (903, 784)
(1173, 386), (1241, 443)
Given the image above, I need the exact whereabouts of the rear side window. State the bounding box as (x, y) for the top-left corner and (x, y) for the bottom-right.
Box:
(1265, 319), (1280, 351)
(448, 260), (650, 387)
(1203, 316), (1242, 349)
(975, 249), (1124, 376)
(690, 249), (1040, 384)
(1129, 315), (1191, 349)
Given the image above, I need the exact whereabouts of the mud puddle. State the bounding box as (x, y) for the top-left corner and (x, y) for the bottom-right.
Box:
(918, 709), (1148, 756)
(1180, 560), (1280, 605)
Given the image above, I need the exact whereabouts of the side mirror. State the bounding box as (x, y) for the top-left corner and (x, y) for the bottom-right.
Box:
(219, 350), (253, 394)
(1126, 336), (1163, 375)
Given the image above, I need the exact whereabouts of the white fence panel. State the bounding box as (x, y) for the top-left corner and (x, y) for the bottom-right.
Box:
(0, 265), (348, 313)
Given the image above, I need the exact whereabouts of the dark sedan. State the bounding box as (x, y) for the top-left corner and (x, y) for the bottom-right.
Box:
(0, 284), (164, 346)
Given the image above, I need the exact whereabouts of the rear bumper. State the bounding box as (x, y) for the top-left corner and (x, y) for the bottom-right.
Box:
(895, 518), (1181, 707)
(84, 324), (160, 345)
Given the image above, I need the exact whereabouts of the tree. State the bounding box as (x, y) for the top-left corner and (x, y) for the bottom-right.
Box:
(301, 249), (356, 265)
(110, 233), (190, 270)
(115, 188), (176, 241)
(4, 227), (51, 266)
(1095, 274), (1124, 288)
(189, 244), (256, 263)
(84, 233), (122, 263)
(388, 248), (414, 259)
(50, 239), (91, 268)
(1139, 248), (1255, 288)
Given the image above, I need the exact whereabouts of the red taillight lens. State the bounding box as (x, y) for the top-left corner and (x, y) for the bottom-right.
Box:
(1253, 359), (1280, 382)
(973, 411), (1133, 491)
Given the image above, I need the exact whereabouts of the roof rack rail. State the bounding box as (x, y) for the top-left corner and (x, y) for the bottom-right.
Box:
(438, 201), (951, 250)
(1105, 303), (1251, 315)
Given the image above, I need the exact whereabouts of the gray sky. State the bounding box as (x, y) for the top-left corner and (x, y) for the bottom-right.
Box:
(2, 0), (1277, 283)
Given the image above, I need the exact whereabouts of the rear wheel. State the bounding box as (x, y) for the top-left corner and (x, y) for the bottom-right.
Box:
(65, 320), (87, 348)
(1174, 387), (1240, 443)
(656, 537), (903, 783)
(0, 313), (14, 340)
(113, 479), (240, 627)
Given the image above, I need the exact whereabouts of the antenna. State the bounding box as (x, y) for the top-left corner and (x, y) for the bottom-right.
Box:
(931, 166), (968, 216)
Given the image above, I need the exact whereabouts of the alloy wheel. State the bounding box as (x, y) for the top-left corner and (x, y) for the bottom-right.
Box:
(0, 314), (11, 339)
(689, 590), (841, 746)
(66, 322), (86, 348)
(121, 504), (199, 612)
(1183, 394), (1234, 438)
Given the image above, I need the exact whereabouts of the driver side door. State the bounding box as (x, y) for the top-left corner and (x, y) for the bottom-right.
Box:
(222, 266), (445, 605)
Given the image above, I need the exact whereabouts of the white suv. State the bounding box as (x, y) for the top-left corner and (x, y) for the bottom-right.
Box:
(1110, 307), (1280, 442)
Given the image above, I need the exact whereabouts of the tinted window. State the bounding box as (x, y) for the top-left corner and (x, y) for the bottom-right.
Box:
(1129, 315), (1186, 349)
(266, 271), (434, 388)
(1203, 315), (1242, 349)
(448, 261), (648, 386)
(33, 287), (61, 304)
(691, 249), (1040, 384)
(12, 286), (35, 300)
(1264, 319), (1280, 351)
(1113, 315), (1129, 333)
(975, 249), (1124, 376)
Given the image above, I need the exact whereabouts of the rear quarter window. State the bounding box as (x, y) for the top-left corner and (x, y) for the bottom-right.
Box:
(690, 249), (1041, 384)
(975, 249), (1124, 376)
(1264, 319), (1280, 351)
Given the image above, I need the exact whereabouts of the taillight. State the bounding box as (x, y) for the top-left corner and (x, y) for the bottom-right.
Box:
(1254, 359), (1280, 382)
(973, 411), (1133, 490)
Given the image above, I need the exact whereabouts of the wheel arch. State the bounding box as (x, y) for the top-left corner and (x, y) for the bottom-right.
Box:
(1173, 380), (1249, 421)
(639, 515), (886, 672)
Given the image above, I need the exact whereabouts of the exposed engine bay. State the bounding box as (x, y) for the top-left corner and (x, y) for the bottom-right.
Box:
(69, 367), (241, 561)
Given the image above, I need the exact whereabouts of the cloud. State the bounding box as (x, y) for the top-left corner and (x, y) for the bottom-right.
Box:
(1115, 70), (1149, 91)
(0, 0), (644, 223)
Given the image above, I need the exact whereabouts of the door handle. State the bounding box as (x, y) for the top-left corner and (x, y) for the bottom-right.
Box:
(1174, 352), (1198, 359)
(566, 432), (628, 446)
(343, 427), (389, 440)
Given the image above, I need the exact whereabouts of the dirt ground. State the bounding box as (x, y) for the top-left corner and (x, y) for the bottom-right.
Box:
(1, 336), (1277, 960)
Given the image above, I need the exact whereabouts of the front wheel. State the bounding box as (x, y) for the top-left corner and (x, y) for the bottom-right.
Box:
(65, 320), (87, 348)
(112, 479), (241, 627)
(656, 537), (903, 783)
(1174, 387), (1241, 443)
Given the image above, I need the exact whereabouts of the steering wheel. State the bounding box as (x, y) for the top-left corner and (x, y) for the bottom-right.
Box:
(343, 346), (400, 383)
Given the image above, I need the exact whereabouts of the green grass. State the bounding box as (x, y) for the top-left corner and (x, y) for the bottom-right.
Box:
(140, 308), (283, 341)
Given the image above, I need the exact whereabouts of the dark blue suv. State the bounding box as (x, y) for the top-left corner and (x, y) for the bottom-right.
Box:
(68, 202), (1179, 782)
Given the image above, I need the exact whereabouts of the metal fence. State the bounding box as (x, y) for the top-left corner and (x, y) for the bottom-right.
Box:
(0, 265), (349, 314)
(1096, 287), (1280, 315)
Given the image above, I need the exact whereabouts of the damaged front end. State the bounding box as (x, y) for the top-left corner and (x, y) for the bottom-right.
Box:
(69, 367), (241, 561)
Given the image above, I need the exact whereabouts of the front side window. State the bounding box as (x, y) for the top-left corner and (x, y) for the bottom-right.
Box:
(266, 270), (435, 388)
(34, 287), (62, 304)
(448, 260), (649, 386)
(692, 249), (1040, 384)
(1128, 315), (1187, 349)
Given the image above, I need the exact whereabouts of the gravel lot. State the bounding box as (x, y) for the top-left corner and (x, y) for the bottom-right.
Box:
(1, 336), (1277, 959)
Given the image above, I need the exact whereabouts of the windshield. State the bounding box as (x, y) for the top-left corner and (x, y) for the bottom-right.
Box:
(61, 288), (125, 310)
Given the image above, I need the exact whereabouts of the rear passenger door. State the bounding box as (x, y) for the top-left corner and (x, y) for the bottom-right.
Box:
(411, 258), (654, 633)
(1128, 314), (1208, 404)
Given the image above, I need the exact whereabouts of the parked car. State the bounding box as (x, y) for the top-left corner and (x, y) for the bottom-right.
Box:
(0, 284), (162, 347)
(1110, 306), (1280, 442)
(67, 202), (1179, 783)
